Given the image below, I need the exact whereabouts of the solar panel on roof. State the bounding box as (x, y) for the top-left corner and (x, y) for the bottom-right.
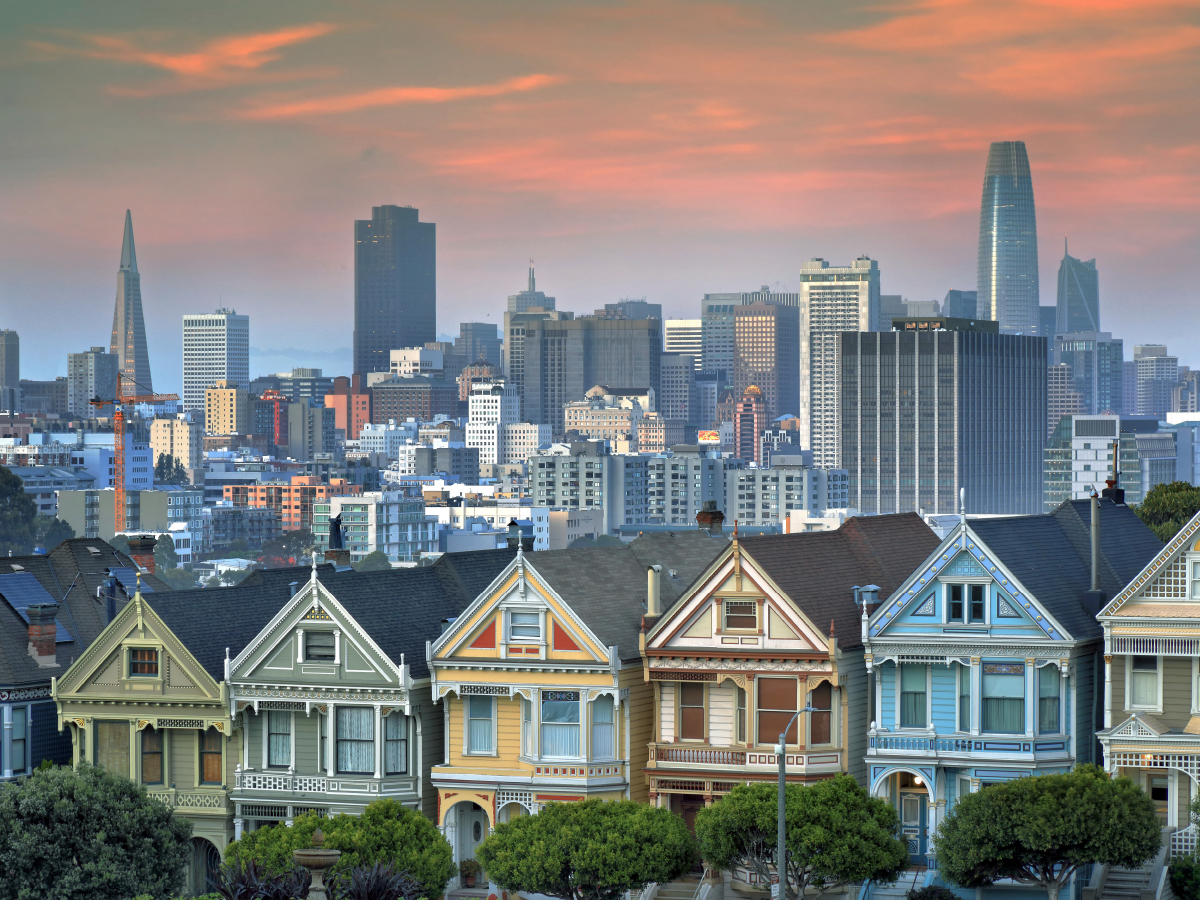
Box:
(0, 572), (72, 642)
(109, 567), (153, 594)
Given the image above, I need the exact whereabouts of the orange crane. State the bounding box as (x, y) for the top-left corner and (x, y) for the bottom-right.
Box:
(91, 373), (179, 536)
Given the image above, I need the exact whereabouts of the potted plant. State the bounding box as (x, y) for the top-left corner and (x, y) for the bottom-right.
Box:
(460, 858), (483, 888)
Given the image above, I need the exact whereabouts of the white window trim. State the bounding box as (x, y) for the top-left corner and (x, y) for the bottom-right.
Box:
(1125, 653), (1165, 714)
(1034, 660), (1066, 737)
(895, 663), (931, 731)
(464, 695), (498, 757)
(262, 710), (295, 771)
(502, 603), (545, 645)
(955, 662), (970, 734)
(539, 690), (585, 760)
(941, 580), (991, 626)
(1188, 550), (1200, 601)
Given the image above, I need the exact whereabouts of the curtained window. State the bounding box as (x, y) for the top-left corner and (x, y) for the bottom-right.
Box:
(679, 684), (705, 740)
(757, 678), (798, 744)
(384, 713), (407, 775)
(1132, 656), (1158, 708)
(724, 601), (757, 630)
(736, 687), (747, 743)
(11, 708), (27, 774)
(591, 695), (614, 759)
(130, 648), (158, 677)
(521, 697), (533, 756)
(541, 691), (580, 758)
(900, 664), (927, 728)
(809, 682), (832, 745)
(958, 663), (972, 731)
(509, 612), (540, 642)
(267, 712), (291, 768)
(1039, 666), (1060, 733)
(141, 728), (163, 784)
(337, 708), (374, 774)
(200, 727), (223, 784)
(982, 664), (1025, 733)
(96, 721), (129, 775)
(467, 697), (493, 754)
(305, 632), (335, 662)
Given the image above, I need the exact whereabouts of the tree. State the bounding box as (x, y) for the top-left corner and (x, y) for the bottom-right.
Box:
(225, 798), (454, 896)
(477, 799), (695, 900)
(0, 464), (37, 555)
(1135, 481), (1200, 542)
(153, 453), (189, 486)
(154, 533), (179, 571)
(33, 514), (74, 552)
(353, 550), (392, 571)
(261, 529), (315, 567)
(156, 567), (195, 591)
(936, 766), (1160, 900)
(0, 763), (192, 900)
(695, 776), (906, 900)
(108, 534), (132, 557)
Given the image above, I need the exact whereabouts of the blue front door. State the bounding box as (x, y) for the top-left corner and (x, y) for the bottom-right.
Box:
(900, 790), (926, 865)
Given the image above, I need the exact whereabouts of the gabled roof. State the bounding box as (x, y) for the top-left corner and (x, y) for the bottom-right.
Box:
(968, 499), (1162, 640)
(0, 538), (171, 688)
(1101, 508), (1200, 617)
(152, 551), (518, 682)
(737, 514), (942, 651)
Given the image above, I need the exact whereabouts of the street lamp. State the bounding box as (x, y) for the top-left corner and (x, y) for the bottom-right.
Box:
(774, 705), (816, 900)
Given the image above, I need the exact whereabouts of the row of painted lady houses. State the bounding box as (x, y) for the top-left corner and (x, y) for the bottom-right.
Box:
(3, 493), (1199, 898)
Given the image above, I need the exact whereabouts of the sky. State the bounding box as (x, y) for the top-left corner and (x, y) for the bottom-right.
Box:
(2, 0), (1198, 393)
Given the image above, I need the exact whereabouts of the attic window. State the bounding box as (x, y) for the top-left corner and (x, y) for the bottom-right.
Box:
(724, 600), (757, 631)
(130, 648), (158, 677)
(305, 632), (336, 662)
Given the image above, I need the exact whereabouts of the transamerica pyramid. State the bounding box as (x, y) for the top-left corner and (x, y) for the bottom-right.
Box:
(109, 209), (153, 392)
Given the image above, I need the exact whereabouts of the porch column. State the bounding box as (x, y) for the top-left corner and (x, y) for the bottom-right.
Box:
(326, 703), (336, 777)
(128, 718), (138, 781)
(1104, 656), (1113, 729)
(241, 710), (250, 770)
(1170, 769), (1180, 828)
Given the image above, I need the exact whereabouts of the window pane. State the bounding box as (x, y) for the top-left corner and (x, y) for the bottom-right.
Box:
(201, 728), (223, 784)
(541, 700), (580, 724)
(810, 711), (831, 745)
(305, 632), (335, 662)
(725, 601), (757, 630)
(469, 697), (493, 719)
(591, 697), (615, 759)
(901, 664), (926, 692)
(758, 678), (796, 711)
(131, 648), (158, 676)
(680, 683), (705, 708)
(384, 713), (407, 775)
(1132, 672), (1158, 707)
(11, 708), (26, 773)
(680, 706), (705, 740)
(510, 612), (540, 639)
(96, 721), (129, 775)
(268, 711), (291, 767)
(337, 707), (374, 773)
(970, 585), (985, 622)
(737, 688), (747, 743)
(810, 682), (832, 711)
(141, 728), (163, 784)
(541, 723), (579, 757)
(758, 710), (798, 744)
(468, 698), (493, 753)
(900, 692), (926, 728)
(950, 585), (963, 620)
(982, 699), (1024, 733)
(592, 695), (614, 724)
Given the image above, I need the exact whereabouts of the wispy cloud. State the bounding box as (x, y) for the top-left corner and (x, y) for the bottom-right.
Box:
(237, 73), (563, 119)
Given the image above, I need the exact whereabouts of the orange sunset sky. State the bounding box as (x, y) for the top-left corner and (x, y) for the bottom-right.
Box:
(2, 0), (1198, 388)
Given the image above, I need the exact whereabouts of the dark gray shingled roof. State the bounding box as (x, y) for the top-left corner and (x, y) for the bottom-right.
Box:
(525, 530), (727, 663)
(737, 514), (943, 651)
(968, 498), (1162, 641)
(0, 538), (170, 689)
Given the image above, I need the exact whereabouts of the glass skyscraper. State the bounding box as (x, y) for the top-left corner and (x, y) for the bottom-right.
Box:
(1055, 241), (1100, 333)
(977, 141), (1039, 335)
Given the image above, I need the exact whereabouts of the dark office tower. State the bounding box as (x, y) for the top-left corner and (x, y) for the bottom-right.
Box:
(600, 298), (662, 320)
(840, 323), (1046, 515)
(978, 141), (1039, 335)
(1053, 332), (1124, 414)
(943, 290), (978, 320)
(457, 322), (502, 367)
(0, 330), (17, 412)
(733, 302), (800, 424)
(701, 295), (738, 376)
(109, 210), (153, 391)
(1038, 306), (1057, 340)
(1055, 240), (1100, 333)
(353, 205), (436, 376)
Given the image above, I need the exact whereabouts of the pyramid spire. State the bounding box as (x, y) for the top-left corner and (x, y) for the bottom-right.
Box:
(120, 209), (138, 273)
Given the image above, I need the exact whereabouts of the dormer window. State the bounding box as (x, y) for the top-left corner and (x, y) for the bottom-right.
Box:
(948, 584), (985, 623)
(130, 649), (158, 677)
(509, 611), (540, 643)
(305, 632), (336, 662)
(724, 600), (757, 631)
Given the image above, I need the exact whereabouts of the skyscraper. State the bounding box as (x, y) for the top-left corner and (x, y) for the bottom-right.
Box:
(943, 290), (978, 319)
(701, 295), (738, 377)
(503, 265), (558, 390)
(663, 319), (702, 369)
(799, 256), (880, 465)
(978, 141), (1039, 334)
(0, 330), (18, 412)
(353, 205), (436, 376)
(457, 322), (502, 368)
(1053, 332), (1124, 415)
(66, 347), (118, 417)
(110, 210), (153, 391)
(182, 308), (249, 413)
(1056, 241), (1100, 333)
(733, 301), (800, 423)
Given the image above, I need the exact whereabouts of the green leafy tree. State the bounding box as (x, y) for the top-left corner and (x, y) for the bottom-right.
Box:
(153, 453), (190, 485)
(1135, 481), (1200, 542)
(108, 534), (132, 557)
(476, 799), (695, 900)
(154, 534), (180, 571)
(224, 537), (251, 555)
(937, 766), (1160, 900)
(33, 514), (75, 552)
(695, 776), (906, 900)
(0, 763), (192, 900)
(225, 798), (454, 896)
(261, 529), (315, 567)
(0, 464), (37, 555)
(156, 567), (196, 591)
(353, 550), (392, 571)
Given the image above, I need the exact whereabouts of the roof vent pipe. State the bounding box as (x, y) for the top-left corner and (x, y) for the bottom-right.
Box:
(647, 565), (662, 616)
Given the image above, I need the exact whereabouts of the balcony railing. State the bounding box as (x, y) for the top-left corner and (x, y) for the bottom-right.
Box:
(655, 747), (747, 766)
(1172, 825), (1198, 859)
(146, 789), (230, 813)
(868, 732), (1070, 757)
(648, 743), (842, 770)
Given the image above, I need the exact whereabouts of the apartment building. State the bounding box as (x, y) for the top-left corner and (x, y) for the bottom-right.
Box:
(725, 459), (850, 528)
(223, 475), (362, 532)
(313, 491), (437, 562)
(150, 416), (203, 470)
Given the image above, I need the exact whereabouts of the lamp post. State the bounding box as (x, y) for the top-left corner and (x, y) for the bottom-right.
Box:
(775, 705), (816, 900)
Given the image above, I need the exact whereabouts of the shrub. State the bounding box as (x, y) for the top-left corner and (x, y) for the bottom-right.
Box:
(0, 763), (191, 900)
(335, 862), (424, 900)
(225, 799), (453, 897)
(1171, 856), (1200, 900)
(217, 857), (309, 900)
(907, 888), (961, 900)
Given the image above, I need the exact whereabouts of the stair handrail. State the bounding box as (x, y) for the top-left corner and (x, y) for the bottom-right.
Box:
(691, 869), (715, 900)
(1141, 828), (1172, 900)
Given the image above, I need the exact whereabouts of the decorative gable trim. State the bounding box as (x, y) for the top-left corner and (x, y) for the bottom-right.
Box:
(470, 620), (496, 649)
(1101, 510), (1200, 617)
(1108, 713), (1168, 738)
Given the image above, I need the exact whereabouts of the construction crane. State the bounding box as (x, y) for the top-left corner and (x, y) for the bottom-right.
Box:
(91, 373), (179, 536)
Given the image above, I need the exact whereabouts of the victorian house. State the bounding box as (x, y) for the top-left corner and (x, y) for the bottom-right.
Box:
(1097, 507), (1200, 832)
(640, 514), (940, 854)
(863, 498), (1161, 875)
(428, 532), (723, 882)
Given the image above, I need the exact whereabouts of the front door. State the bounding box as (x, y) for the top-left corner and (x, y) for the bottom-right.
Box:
(458, 803), (490, 884)
(900, 791), (927, 865)
(1150, 776), (1169, 825)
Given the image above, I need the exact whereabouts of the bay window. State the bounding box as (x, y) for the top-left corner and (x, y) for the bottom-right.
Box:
(1038, 666), (1061, 733)
(591, 695), (615, 759)
(541, 691), (580, 757)
(982, 663), (1025, 733)
(10, 708), (27, 775)
(757, 678), (798, 744)
(467, 697), (494, 754)
(384, 712), (407, 774)
(810, 682), (832, 745)
(95, 721), (129, 775)
(900, 664), (927, 728)
(267, 711), (291, 768)
(337, 707), (374, 773)
(1131, 656), (1159, 708)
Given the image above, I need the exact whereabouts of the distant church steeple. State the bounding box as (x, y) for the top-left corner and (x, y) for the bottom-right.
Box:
(110, 210), (153, 391)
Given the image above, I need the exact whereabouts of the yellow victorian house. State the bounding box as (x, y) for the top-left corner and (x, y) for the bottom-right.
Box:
(427, 532), (723, 882)
(53, 585), (239, 896)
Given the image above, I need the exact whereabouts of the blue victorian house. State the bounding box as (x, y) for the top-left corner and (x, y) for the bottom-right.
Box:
(862, 499), (1161, 883)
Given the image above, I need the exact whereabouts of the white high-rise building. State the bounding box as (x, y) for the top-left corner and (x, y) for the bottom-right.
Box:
(466, 380), (522, 466)
(664, 319), (702, 370)
(799, 256), (880, 465)
(66, 346), (118, 417)
(182, 309), (249, 413)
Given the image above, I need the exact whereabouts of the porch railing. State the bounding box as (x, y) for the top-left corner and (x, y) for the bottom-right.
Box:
(870, 735), (974, 753)
(147, 789), (229, 812)
(654, 747), (747, 766)
(1171, 824), (1198, 859)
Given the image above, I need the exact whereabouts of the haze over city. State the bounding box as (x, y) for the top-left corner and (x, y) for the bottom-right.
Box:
(3, 0), (1198, 390)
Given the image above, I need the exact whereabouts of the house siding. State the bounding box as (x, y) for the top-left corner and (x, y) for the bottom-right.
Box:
(620, 665), (652, 804)
(841, 649), (868, 787)
(415, 694), (442, 821)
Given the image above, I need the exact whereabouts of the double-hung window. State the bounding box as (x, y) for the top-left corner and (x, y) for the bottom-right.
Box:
(467, 697), (494, 754)
(96, 721), (129, 775)
(267, 711), (291, 768)
(10, 708), (26, 775)
(541, 691), (580, 757)
(521, 697), (534, 756)
(757, 678), (798, 744)
(337, 707), (374, 774)
(200, 727), (223, 784)
(958, 663), (972, 732)
(982, 663), (1025, 733)
(809, 682), (832, 745)
(679, 684), (705, 740)
(1039, 666), (1061, 733)
(141, 727), (163, 784)
(305, 632), (336, 662)
(509, 611), (540, 643)
(384, 713), (407, 775)
(948, 585), (985, 623)
(900, 664), (927, 728)
(736, 687), (747, 743)
(591, 695), (615, 759)
(1131, 656), (1159, 708)
(724, 601), (757, 631)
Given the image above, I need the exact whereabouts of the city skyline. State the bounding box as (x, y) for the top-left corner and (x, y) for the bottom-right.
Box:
(2, 1), (1198, 391)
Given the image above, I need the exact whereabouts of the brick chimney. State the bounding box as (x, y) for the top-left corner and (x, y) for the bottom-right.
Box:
(27, 603), (59, 667)
(125, 535), (157, 575)
(696, 501), (725, 537)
